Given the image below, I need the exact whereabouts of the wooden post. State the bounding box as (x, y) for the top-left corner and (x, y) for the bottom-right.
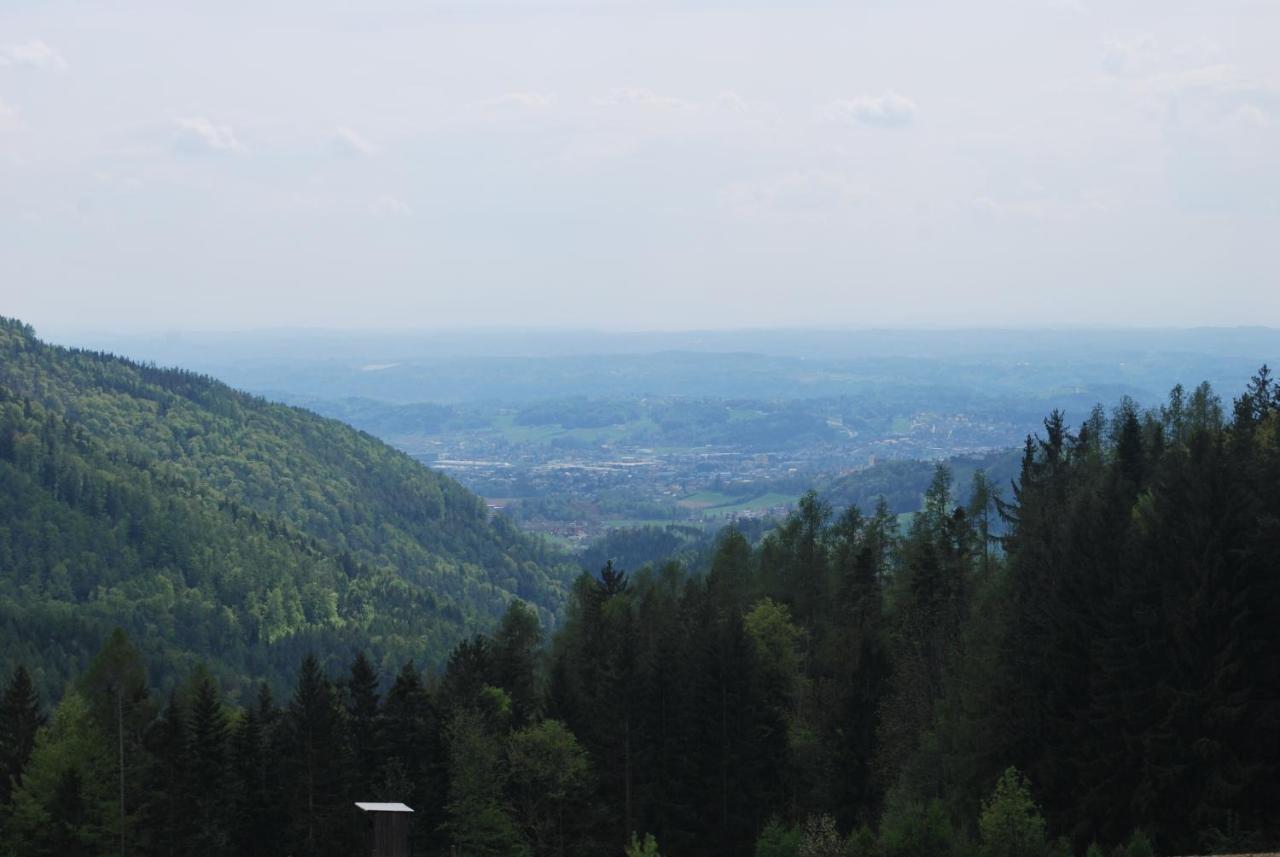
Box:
(117, 685), (126, 857)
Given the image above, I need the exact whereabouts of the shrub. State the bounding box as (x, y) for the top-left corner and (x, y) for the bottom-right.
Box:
(978, 768), (1046, 857)
(845, 823), (881, 857)
(1124, 831), (1154, 857)
(799, 815), (844, 857)
(881, 798), (955, 857)
(757, 818), (801, 857)
(625, 832), (662, 857)
(1046, 836), (1074, 857)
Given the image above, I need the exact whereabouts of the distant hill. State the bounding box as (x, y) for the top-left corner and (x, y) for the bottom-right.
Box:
(0, 318), (576, 700)
(821, 448), (1022, 516)
(60, 326), (1279, 404)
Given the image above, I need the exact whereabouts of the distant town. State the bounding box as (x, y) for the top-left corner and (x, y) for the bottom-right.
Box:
(359, 402), (1024, 545)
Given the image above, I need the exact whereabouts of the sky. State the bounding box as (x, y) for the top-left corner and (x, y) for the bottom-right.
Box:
(2, 0), (1279, 333)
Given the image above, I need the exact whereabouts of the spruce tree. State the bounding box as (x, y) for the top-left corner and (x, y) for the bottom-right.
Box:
(439, 636), (495, 714)
(78, 629), (153, 857)
(186, 671), (231, 857)
(827, 509), (890, 826)
(230, 684), (284, 857)
(0, 664), (45, 805)
(48, 766), (90, 857)
(380, 662), (444, 851)
(491, 603), (543, 727)
(344, 651), (382, 799)
(283, 654), (351, 857)
(1246, 364), (1273, 419)
(979, 768), (1046, 857)
(142, 690), (192, 857)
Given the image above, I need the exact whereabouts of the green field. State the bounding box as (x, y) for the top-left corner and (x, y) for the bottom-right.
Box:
(602, 518), (696, 529)
(677, 490), (744, 509)
(701, 492), (798, 517)
(677, 490), (798, 518)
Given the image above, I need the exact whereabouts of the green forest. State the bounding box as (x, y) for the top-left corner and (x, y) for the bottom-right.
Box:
(0, 317), (577, 700)
(1, 345), (1276, 856)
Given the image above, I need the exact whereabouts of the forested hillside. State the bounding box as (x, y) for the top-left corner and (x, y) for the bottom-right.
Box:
(0, 318), (576, 697)
(822, 449), (1021, 517)
(2, 367), (1275, 857)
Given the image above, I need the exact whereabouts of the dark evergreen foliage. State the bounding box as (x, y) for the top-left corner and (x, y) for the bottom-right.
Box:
(0, 665), (45, 805)
(283, 654), (352, 857)
(1, 331), (1278, 857)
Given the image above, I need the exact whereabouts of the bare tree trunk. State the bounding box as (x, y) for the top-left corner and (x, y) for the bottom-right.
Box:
(624, 712), (632, 843)
(118, 686), (126, 857)
(721, 683), (729, 851)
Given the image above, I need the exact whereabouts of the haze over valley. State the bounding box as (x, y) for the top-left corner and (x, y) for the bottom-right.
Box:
(59, 325), (1280, 546)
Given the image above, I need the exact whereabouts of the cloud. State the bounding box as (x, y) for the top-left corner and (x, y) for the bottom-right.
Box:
(1232, 103), (1278, 129)
(716, 91), (750, 113)
(332, 126), (378, 157)
(1138, 63), (1239, 95)
(1137, 63), (1280, 133)
(725, 171), (861, 220)
(483, 92), (556, 110)
(595, 88), (696, 112)
(823, 92), (917, 129)
(470, 92), (558, 123)
(173, 117), (245, 153)
(972, 185), (1119, 221)
(0, 96), (16, 132)
(367, 194), (412, 217)
(0, 40), (67, 71)
(713, 91), (778, 118)
(1102, 34), (1158, 77)
(971, 195), (1049, 219)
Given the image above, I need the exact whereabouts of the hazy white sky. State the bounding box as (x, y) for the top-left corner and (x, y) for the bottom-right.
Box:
(2, 0), (1278, 332)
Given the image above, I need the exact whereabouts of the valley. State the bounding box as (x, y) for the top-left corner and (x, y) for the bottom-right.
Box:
(55, 327), (1280, 547)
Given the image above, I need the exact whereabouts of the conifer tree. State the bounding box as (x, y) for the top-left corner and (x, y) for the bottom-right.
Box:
(186, 671), (230, 857)
(761, 491), (831, 630)
(1246, 364), (1273, 419)
(230, 684), (284, 857)
(979, 768), (1046, 857)
(344, 651), (382, 799)
(142, 690), (192, 857)
(827, 507), (891, 826)
(78, 629), (153, 857)
(491, 603), (543, 727)
(706, 527), (754, 614)
(599, 559), (630, 597)
(48, 766), (91, 857)
(4, 690), (115, 857)
(0, 664), (45, 805)
(380, 662), (444, 851)
(439, 636), (495, 714)
(966, 471), (999, 580)
(283, 654), (351, 857)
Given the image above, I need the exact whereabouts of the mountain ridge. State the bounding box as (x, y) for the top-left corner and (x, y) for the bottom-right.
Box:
(0, 317), (575, 700)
